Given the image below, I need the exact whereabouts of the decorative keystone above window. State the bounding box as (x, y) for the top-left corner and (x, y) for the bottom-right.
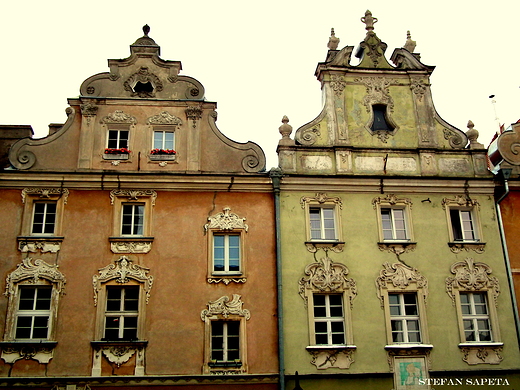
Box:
(18, 188), (69, 254)
(201, 295), (250, 375)
(442, 195), (485, 253)
(2, 258), (66, 363)
(301, 193), (344, 253)
(445, 258), (502, 365)
(109, 190), (156, 253)
(372, 194), (416, 255)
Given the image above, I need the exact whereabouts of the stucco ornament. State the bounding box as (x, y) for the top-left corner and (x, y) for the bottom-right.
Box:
(330, 75), (346, 96)
(308, 348), (355, 370)
(372, 194), (412, 209)
(93, 256), (154, 306)
(300, 193), (343, 209)
(100, 110), (137, 125)
(327, 28), (340, 50)
(21, 188), (69, 204)
(147, 111), (183, 127)
(5, 258), (66, 298)
(445, 258), (500, 306)
(200, 294), (251, 320)
(299, 257), (357, 308)
(441, 194), (479, 210)
(443, 128), (465, 149)
(298, 124), (321, 146)
(376, 262), (428, 307)
(403, 30), (417, 52)
(109, 189), (157, 206)
(204, 207), (248, 232)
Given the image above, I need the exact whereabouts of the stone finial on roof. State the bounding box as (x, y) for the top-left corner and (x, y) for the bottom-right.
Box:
(143, 24), (150, 36)
(328, 28), (340, 50)
(403, 30), (417, 52)
(131, 24), (160, 55)
(361, 10), (378, 31)
(466, 120), (484, 149)
(279, 116), (294, 145)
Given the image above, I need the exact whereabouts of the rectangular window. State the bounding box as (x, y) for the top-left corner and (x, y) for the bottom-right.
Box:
(104, 286), (139, 341)
(313, 294), (345, 345)
(121, 204), (145, 236)
(460, 292), (492, 342)
(389, 293), (421, 343)
(153, 130), (175, 150)
(107, 129), (129, 149)
(450, 209), (478, 242)
(211, 321), (240, 363)
(213, 234), (240, 273)
(15, 286), (52, 340)
(31, 202), (57, 235)
(309, 207), (336, 241)
(381, 208), (408, 241)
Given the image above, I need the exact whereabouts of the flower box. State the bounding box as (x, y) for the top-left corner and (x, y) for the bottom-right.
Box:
(103, 154), (129, 160)
(149, 154), (176, 161)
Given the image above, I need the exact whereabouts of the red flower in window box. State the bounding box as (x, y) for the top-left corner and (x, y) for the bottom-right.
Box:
(150, 148), (176, 155)
(104, 148), (131, 154)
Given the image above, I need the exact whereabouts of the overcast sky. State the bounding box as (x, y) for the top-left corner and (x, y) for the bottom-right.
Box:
(2, 1), (518, 169)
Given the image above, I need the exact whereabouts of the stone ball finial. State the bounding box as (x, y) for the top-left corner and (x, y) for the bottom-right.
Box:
(403, 30), (417, 52)
(143, 25), (150, 36)
(328, 28), (340, 50)
(466, 120), (484, 149)
(278, 116), (294, 145)
(361, 10), (378, 31)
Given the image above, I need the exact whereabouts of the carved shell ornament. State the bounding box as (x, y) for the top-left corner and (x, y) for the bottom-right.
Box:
(445, 258), (500, 306)
(147, 111), (183, 127)
(376, 262), (428, 307)
(5, 258), (66, 297)
(201, 294), (251, 320)
(101, 110), (137, 125)
(298, 256), (357, 308)
(204, 207), (248, 232)
(21, 188), (69, 204)
(109, 189), (157, 206)
(93, 256), (154, 306)
(300, 193), (343, 209)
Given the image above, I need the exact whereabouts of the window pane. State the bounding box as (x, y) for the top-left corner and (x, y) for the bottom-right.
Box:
(32, 316), (49, 339)
(35, 288), (52, 310)
(19, 288), (36, 310)
(315, 334), (328, 345)
(450, 209), (464, 240)
(331, 332), (345, 345)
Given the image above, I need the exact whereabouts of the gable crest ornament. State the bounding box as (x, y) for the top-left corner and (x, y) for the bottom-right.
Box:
(204, 207), (248, 232)
(93, 256), (154, 306)
(445, 258), (500, 306)
(5, 258), (66, 297)
(124, 66), (163, 98)
(200, 294), (251, 320)
(299, 257), (357, 308)
(376, 262), (428, 307)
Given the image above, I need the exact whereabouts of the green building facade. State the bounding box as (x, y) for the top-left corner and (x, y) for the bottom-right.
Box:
(275, 11), (520, 390)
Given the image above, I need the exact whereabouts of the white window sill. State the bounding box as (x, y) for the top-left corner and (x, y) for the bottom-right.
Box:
(385, 344), (433, 349)
(458, 342), (503, 348)
(306, 345), (356, 350)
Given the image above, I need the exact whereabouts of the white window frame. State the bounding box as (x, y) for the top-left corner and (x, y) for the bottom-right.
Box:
(31, 201), (58, 236)
(14, 285), (52, 340)
(103, 285), (140, 341)
(388, 293), (422, 344)
(20, 188), (68, 238)
(442, 196), (484, 252)
(301, 193), (343, 252)
(449, 208), (479, 242)
(121, 203), (145, 236)
(210, 321), (241, 365)
(106, 125), (130, 150)
(212, 233), (241, 275)
(312, 294), (346, 346)
(460, 292), (493, 343)
(309, 206), (337, 241)
(380, 207), (409, 241)
(153, 129), (175, 151)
